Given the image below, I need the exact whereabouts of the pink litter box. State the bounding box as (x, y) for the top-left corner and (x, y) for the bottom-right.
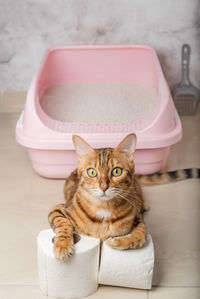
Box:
(16, 45), (182, 178)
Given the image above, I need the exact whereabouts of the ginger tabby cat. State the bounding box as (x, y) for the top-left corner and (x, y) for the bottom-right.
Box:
(48, 133), (148, 261)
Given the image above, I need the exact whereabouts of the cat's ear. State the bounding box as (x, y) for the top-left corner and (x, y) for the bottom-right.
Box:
(115, 133), (137, 159)
(72, 135), (95, 159)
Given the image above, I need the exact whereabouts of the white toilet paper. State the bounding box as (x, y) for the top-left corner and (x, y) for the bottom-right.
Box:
(99, 234), (154, 290)
(37, 229), (100, 299)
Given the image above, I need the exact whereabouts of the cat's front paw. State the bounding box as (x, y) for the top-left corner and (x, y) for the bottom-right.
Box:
(106, 234), (146, 250)
(54, 238), (75, 262)
(106, 236), (127, 250)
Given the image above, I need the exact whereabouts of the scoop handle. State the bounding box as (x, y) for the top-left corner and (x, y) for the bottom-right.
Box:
(181, 44), (190, 86)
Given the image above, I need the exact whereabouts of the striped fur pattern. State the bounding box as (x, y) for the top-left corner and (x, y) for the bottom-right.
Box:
(48, 133), (199, 262)
(48, 134), (148, 261)
(136, 168), (200, 186)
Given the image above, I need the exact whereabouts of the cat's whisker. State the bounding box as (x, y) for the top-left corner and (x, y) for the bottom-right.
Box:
(109, 188), (120, 193)
(116, 192), (139, 212)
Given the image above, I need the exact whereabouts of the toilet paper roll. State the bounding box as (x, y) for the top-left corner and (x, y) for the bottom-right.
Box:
(99, 234), (154, 290)
(37, 229), (100, 299)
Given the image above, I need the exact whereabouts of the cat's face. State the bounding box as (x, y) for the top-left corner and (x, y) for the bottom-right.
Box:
(72, 134), (136, 201)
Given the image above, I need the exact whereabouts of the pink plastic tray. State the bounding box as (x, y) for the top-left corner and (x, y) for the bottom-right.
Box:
(16, 45), (182, 178)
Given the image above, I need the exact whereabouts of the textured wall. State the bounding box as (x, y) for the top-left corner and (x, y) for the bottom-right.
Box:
(0, 0), (199, 91)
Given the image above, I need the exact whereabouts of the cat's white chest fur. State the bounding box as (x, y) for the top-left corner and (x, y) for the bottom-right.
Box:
(96, 209), (111, 220)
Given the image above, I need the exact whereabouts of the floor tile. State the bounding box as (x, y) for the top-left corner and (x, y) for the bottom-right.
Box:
(0, 147), (36, 177)
(0, 285), (52, 299)
(0, 92), (2, 112)
(149, 287), (200, 299)
(143, 179), (200, 287)
(86, 285), (147, 298)
(0, 285), (147, 299)
(2, 91), (26, 113)
(0, 176), (65, 283)
(0, 113), (20, 148)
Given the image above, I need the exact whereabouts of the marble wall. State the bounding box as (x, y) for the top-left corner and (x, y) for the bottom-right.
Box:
(0, 0), (199, 91)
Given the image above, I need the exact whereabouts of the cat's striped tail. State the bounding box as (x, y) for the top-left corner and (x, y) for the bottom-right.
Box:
(136, 168), (200, 186)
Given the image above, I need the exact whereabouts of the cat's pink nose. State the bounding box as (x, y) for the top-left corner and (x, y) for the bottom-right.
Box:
(100, 185), (109, 192)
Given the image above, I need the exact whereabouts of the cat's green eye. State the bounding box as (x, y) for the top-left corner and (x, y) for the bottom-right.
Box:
(87, 168), (97, 177)
(111, 167), (123, 177)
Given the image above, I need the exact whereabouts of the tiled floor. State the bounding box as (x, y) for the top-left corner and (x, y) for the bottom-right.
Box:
(0, 91), (199, 299)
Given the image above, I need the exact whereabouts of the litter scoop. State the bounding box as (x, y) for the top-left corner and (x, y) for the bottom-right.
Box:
(172, 44), (200, 115)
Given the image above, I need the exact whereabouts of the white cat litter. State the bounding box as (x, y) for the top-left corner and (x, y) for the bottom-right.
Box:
(40, 82), (158, 123)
